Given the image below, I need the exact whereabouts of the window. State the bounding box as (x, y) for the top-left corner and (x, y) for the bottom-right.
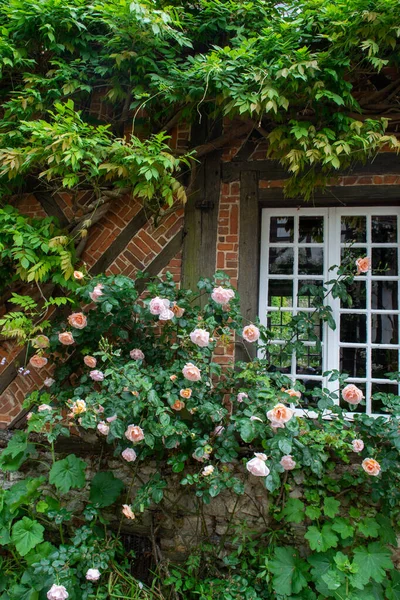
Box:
(259, 207), (400, 415)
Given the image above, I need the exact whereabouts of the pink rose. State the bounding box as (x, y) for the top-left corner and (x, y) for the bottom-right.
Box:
(44, 377), (55, 387)
(267, 403), (294, 428)
(32, 335), (50, 349)
(352, 439), (364, 453)
(47, 585), (69, 600)
(362, 458), (381, 476)
(68, 312), (87, 329)
(211, 286), (235, 305)
(149, 297), (170, 315)
(84, 356), (97, 368)
(26, 412), (33, 420)
(190, 328), (210, 348)
(89, 284), (104, 302)
(242, 324), (260, 343)
(130, 349), (145, 360)
(97, 422), (109, 435)
(342, 384), (364, 405)
(202, 465), (214, 476)
(38, 404), (52, 412)
(356, 257), (370, 274)
(90, 370), (104, 382)
(237, 392), (248, 403)
(246, 453), (270, 477)
(58, 332), (74, 345)
(182, 362), (201, 382)
(125, 424), (145, 443)
(280, 455), (296, 470)
(85, 569), (101, 582)
(122, 448), (137, 462)
(73, 270), (84, 280)
(106, 414), (117, 422)
(122, 504), (135, 519)
(29, 355), (48, 369)
(159, 308), (174, 321)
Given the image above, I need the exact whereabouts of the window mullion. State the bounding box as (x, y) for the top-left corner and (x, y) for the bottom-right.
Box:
(325, 208), (341, 401)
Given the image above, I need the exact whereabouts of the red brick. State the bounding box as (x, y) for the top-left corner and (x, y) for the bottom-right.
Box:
(269, 179), (286, 188)
(357, 176), (373, 185)
(217, 252), (225, 269)
(383, 174), (398, 184)
(230, 182), (240, 195)
(230, 205), (238, 234)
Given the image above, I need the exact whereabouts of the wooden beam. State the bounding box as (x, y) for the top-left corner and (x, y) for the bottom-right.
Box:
(136, 230), (183, 293)
(258, 185), (400, 206)
(35, 192), (70, 227)
(0, 348), (25, 396)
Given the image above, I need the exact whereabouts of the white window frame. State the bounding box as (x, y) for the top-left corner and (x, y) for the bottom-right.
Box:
(259, 206), (400, 417)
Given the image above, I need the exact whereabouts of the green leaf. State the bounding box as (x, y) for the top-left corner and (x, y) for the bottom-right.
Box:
(323, 496), (340, 518)
(11, 517), (44, 556)
(270, 547), (309, 596)
(89, 472), (124, 507)
(25, 541), (56, 566)
(357, 518), (380, 538)
(376, 514), (397, 545)
(49, 454), (87, 494)
(6, 477), (45, 513)
(239, 420), (255, 443)
(0, 432), (35, 472)
(305, 525), (339, 552)
(281, 498), (305, 523)
(331, 518), (354, 540)
(305, 506), (321, 520)
(386, 570), (400, 600)
(352, 542), (393, 586)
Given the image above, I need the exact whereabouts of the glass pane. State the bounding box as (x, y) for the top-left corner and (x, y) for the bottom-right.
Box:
(265, 345), (292, 372)
(341, 247), (367, 269)
(298, 248), (323, 275)
(300, 380), (321, 408)
(371, 349), (399, 378)
(268, 280), (293, 308)
(340, 314), (367, 343)
(372, 248), (398, 276)
(297, 280), (323, 308)
(371, 314), (398, 344)
(371, 383), (399, 414)
(296, 349), (322, 375)
(340, 347), (367, 377)
(268, 311), (293, 340)
(270, 217), (294, 243)
(341, 281), (366, 309)
(341, 216), (366, 243)
(298, 314), (322, 341)
(299, 216), (324, 243)
(371, 281), (398, 310)
(340, 382), (366, 412)
(371, 215), (397, 243)
(269, 247), (294, 275)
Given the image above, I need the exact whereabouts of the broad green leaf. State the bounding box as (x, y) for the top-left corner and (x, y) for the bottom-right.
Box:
(25, 541), (56, 566)
(323, 496), (340, 518)
(281, 498), (305, 524)
(376, 514), (397, 545)
(239, 420), (255, 443)
(49, 454), (87, 494)
(0, 432), (35, 472)
(352, 543), (393, 586)
(305, 525), (339, 552)
(89, 472), (124, 507)
(6, 477), (45, 513)
(11, 517), (44, 556)
(331, 518), (354, 540)
(357, 518), (380, 538)
(305, 506), (321, 520)
(270, 547), (309, 596)
(386, 570), (400, 600)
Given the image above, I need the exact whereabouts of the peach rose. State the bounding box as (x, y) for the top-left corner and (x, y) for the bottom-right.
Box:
(32, 335), (50, 349)
(97, 422), (109, 435)
(352, 439), (364, 453)
(267, 403), (294, 428)
(172, 303), (185, 318)
(242, 324), (260, 343)
(70, 399), (86, 415)
(182, 362), (201, 382)
(89, 284), (104, 302)
(29, 355), (48, 369)
(170, 374), (177, 381)
(246, 453), (270, 477)
(73, 270), (84, 280)
(59, 332), (74, 345)
(280, 455), (296, 470)
(285, 389), (302, 399)
(125, 424), (145, 443)
(202, 465), (214, 476)
(172, 400), (185, 411)
(211, 286), (235, 305)
(122, 504), (135, 519)
(68, 312), (87, 329)
(362, 458), (381, 476)
(84, 355), (97, 368)
(190, 328), (210, 348)
(122, 448), (137, 462)
(342, 384), (364, 405)
(356, 257), (370, 274)
(180, 388), (192, 399)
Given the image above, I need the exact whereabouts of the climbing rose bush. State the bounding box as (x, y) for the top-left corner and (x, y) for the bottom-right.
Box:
(0, 269), (399, 599)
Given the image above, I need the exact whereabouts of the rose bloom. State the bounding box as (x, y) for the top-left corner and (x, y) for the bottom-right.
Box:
(180, 388), (192, 399)
(122, 504), (135, 519)
(97, 422), (109, 435)
(38, 404), (52, 412)
(172, 303), (185, 318)
(29, 355), (48, 369)
(202, 465), (214, 477)
(71, 399), (86, 415)
(237, 392), (248, 403)
(149, 296), (170, 315)
(211, 286), (235, 305)
(267, 403), (294, 428)
(89, 284), (104, 302)
(285, 389), (302, 399)
(356, 257), (371, 274)
(86, 569), (101, 582)
(159, 308), (174, 321)
(213, 425), (225, 436)
(280, 455), (296, 471)
(90, 370), (104, 382)
(106, 414), (117, 423)
(342, 384), (364, 405)
(32, 335), (50, 349)
(190, 328), (210, 348)
(352, 439), (364, 453)
(47, 584), (69, 600)
(84, 355), (97, 368)
(172, 400), (185, 411)
(59, 332), (74, 345)
(122, 448), (137, 462)
(242, 324), (260, 343)
(73, 270), (84, 280)
(26, 412), (33, 421)
(246, 453), (270, 477)
(170, 374), (177, 381)
(182, 362), (201, 382)
(130, 348), (145, 360)
(68, 312), (87, 329)
(125, 424), (145, 443)
(362, 457), (381, 476)
(44, 377), (55, 387)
